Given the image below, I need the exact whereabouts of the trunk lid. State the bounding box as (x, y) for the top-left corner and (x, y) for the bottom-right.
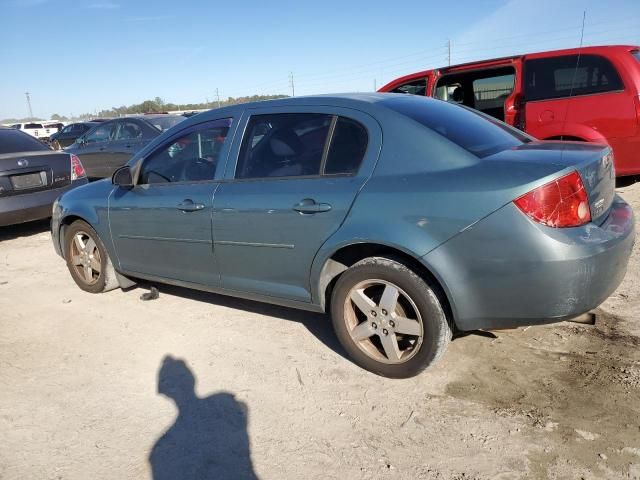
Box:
(0, 150), (72, 198)
(486, 141), (616, 225)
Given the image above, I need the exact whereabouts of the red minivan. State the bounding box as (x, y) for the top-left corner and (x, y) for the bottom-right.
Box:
(379, 45), (640, 177)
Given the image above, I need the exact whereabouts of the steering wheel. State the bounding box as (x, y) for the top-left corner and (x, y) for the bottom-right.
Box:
(182, 157), (217, 181)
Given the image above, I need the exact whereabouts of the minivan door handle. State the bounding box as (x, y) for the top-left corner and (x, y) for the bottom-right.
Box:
(293, 199), (332, 214)
(177, 199), (205, 212)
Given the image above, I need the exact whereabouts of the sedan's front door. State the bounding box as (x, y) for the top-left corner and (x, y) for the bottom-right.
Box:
(213, 108), (381, 302)
(108, 118), (235, 286)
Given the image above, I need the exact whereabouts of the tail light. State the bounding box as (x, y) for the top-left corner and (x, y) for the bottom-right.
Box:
(70, 154), (86, 180)
(514, 170), (591, 227)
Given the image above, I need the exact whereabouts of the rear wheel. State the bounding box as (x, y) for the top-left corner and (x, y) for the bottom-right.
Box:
(64, 220), (118, 293)
(330, 257), (452, 378)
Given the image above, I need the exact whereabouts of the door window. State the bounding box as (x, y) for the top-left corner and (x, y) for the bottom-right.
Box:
(85, 123), (116, 144)
(324, 117), (368, 175)
(235, 113), (332, 179)
(525, 54), (624, 101)
(139, 119), (231, 184)
(115, 121), (143, 140)
(390, 78), (427, 96)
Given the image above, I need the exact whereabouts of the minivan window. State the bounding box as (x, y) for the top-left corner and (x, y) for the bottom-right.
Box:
(384, 96), (529, 158)
(236, 113), (332, 179)
(0, 129), (50, 154)
(632, 51), (640, 63)
(525, 54), (624, 101)
(391, 78), (427, 96)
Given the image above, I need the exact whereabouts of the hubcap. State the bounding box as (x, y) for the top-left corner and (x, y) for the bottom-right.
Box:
(344, 279), (424, 364)
(70, 231), (101, 285)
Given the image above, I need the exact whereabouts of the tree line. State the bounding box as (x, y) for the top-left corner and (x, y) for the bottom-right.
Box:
(2, 94), (288, 124)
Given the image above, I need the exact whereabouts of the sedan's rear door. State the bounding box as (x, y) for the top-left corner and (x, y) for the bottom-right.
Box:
(212, 106), (381, 302)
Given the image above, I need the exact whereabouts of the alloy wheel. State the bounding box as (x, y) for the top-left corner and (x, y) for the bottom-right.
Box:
(69, 231), (102, 286)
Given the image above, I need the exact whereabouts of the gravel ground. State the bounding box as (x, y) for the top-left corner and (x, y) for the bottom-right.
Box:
(0, 182), (638, 480)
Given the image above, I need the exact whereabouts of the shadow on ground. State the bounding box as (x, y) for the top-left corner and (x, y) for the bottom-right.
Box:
(136, 282), (348, 362)
(150, 355), (259, 479)
(0, 219), (50, 242)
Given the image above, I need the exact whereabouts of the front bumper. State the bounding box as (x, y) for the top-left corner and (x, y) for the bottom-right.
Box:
(0, 179), (88, 227)
(423, 196), (635, 331)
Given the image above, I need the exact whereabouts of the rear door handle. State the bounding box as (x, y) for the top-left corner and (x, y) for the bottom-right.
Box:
(293, 199), (332, 214)
(177, 199), (205, 212)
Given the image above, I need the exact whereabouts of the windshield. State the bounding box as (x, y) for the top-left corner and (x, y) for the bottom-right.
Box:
(0, 129), (50, 154)
(146, 116), (185, 132)
(383, 95), (530, 158)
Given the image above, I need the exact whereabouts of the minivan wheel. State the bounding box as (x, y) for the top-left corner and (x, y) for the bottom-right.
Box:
(330, 257), (452, 378)
(64, 220), (119, 293)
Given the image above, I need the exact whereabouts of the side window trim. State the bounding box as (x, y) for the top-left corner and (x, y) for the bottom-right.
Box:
(319, 116), (338, 175)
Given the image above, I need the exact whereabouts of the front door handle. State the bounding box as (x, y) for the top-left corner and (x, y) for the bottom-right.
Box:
(293, 199), (332, 214)
(177, 199), (205, 212)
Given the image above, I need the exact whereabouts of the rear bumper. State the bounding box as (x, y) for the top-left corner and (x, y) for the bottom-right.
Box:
(0, 179), (88, 227)
(423, 196), (635, 330)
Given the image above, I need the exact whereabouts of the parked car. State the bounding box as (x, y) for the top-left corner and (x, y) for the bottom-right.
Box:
(10, 122), (50, 141)
(49, 122), (100, 150)
(0, 127), (88, 226)
(51, 94), (635, 378)
(379, 45), (640, 178)
(65, 114), (185, 179)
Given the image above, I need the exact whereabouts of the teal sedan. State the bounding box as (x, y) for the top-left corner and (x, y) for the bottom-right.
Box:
(51, 94), (635, 378)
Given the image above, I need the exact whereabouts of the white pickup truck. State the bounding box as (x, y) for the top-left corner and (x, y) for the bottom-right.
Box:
(9, 122), (65, 141)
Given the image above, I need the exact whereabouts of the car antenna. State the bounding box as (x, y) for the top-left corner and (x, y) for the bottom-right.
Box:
(560, 10), (587, 143)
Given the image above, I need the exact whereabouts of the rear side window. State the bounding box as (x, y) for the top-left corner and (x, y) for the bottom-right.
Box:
(525, 54), (624, 101)
(324, 117), (368, 175)
(0, 129), (50, 154)
(384, 96), (529, 158)
(391, 78), (427, 96)
(236, 113), (332, 179)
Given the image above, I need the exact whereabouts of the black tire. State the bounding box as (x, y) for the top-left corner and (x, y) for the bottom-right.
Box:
(64, 220), (119, 293)
(330, 256), (452, 378)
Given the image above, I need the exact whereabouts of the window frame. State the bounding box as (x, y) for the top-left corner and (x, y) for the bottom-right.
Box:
(230, 112), (369, 182)
(523, 53), (625, 103)
(134, 117), (236, 186)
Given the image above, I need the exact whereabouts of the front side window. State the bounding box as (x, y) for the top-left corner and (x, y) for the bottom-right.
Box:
(525, 54), (624, 101)
(472, 73), (515, 111)
(391, 78), (427, 96)
(236, 113), (332, 179)
(139, 118), (231, 184)
(115, 121), (143, 140)
(85, 123), (116, 144)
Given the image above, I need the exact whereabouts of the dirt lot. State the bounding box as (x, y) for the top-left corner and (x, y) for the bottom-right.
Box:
(1, 183), (639, 480)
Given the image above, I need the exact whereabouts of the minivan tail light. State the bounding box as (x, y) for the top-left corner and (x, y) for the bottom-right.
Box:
(70, 154), (86, 180)
(514, 171), (591, 227)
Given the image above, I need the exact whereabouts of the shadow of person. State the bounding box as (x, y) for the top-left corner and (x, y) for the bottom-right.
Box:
(150, 356), (258, 480)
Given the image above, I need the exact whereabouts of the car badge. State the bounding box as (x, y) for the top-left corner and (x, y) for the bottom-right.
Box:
(17, 158), (29, 167)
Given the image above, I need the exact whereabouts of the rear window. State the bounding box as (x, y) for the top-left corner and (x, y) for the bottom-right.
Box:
(383, 96), (529, 158)
(24, 123), (43, 129)
(525, 54), (624, 101)
(146, 116), (185, 132)
(0, 129), (50, 154)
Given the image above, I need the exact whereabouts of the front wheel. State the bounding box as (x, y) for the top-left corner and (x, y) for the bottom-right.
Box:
(330, 257), (452, 378)
(64, 220), (119, 293)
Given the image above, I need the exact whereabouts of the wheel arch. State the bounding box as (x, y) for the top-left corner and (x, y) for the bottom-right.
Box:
(315, 242), (457, 330)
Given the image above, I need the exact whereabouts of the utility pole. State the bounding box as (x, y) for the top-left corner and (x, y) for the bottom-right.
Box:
(289, 72), (295, 97)
(373, 78), (377, 91)
(447, 39), (451, 66)
(24, 92), (33, 118)
(215, 88), (221, 108)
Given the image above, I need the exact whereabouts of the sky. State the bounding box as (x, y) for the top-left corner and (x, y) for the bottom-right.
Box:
(0, 0), (639, 120)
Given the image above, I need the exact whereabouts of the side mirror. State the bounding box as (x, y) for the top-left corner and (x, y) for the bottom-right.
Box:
(112, 166), (134, 188)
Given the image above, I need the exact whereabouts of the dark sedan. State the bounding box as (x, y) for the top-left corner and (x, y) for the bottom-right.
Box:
(0, 127), (88, 226)
(49, 122), (100, 150)
(51, 94), (634, 378)
(65, 114), (184, 179)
